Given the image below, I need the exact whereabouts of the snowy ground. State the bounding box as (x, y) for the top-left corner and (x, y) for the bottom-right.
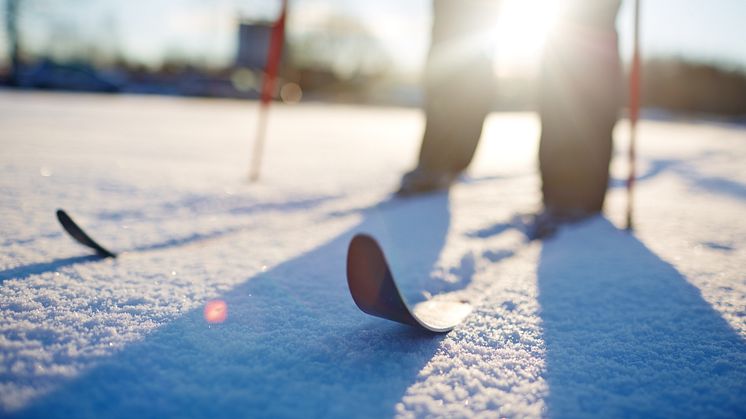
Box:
(1, 90), (744, 418)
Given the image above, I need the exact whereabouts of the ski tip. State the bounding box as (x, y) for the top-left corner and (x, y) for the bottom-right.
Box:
(55, 208), (67, 223)
(56, 209), (79, 237)
(347, 234), (387, 285)
(348, 233), (379, 254)
(346, 233), (471, 333)
(56, 209), (117, 258)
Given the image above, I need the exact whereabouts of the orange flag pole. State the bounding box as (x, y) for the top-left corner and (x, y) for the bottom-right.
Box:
(249, 0), (288, 182)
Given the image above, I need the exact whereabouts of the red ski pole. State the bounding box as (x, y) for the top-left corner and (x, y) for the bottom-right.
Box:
(249, 0), (288, 182)
(626, 0), (641, 230)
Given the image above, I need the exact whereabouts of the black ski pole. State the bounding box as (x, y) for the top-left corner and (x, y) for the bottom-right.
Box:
(626, 0), (641, 231)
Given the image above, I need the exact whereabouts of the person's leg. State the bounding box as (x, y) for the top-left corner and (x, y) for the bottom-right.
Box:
(398, 0), (496, 195)
(538, 0), (622, 218)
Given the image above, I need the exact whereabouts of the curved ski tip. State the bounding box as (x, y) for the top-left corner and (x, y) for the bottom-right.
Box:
(347, 234), (386, 273)
(346, 233), (471, 333)
(56, 208), (117, 258)
(56, 208), (78, 233)
(349, 233), (378, 248)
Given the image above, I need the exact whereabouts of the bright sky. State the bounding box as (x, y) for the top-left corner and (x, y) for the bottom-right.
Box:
(1, 0), (745, 75)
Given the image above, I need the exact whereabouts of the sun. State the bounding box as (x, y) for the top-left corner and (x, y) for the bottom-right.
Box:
(491, 0), (562, 77)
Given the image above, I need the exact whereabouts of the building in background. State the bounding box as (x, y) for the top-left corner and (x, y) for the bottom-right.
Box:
(236, 22), (272, 70)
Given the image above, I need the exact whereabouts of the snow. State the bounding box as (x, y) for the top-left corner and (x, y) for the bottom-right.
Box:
(1, 90), (745, 418)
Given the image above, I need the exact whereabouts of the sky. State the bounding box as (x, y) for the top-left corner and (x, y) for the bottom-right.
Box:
(1, 0), (745, 75)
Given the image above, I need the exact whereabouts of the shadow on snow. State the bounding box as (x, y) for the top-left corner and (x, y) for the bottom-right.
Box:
(538, 218), (746, 418)
(0, 255), (101, 283)
(11, 196), (745, 417)
(609, 158), (746, 202)
(14, 193), (455, 419)
(0, 196), (338, 284)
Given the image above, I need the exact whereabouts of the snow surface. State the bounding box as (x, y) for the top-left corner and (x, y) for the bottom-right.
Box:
(1, 90), (745, 418)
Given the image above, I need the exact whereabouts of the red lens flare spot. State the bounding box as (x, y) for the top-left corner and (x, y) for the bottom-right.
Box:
(204, 300), (228, 324)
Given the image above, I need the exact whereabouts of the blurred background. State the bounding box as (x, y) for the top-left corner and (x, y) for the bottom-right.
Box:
(1, 0), (744, 117)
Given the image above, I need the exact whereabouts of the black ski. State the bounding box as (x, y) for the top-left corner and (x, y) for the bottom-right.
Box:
(346, 234), (471, 332)
(56, 209), (117, 258)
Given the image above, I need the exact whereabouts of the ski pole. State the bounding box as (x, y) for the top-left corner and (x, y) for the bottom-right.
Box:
(626, 0), (641, 231)
(249, 0), (288, 182)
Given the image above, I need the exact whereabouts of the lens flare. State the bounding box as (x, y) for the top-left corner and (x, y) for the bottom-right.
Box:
(492, 0), (562, 76)
(204, 299), (228, 324)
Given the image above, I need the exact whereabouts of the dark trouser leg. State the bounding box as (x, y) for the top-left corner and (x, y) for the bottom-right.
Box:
(416, 0), (496, 174)
(539, 0), (622, 216)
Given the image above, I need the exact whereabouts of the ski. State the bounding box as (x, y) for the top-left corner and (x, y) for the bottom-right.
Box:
(346, 234), (471, 332)
(56, 209), (117, 258)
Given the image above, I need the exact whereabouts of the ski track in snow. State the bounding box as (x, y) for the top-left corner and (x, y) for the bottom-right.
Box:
(1, 91), (745, 418)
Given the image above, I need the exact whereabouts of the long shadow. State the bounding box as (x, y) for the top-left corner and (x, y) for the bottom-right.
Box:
(609, 157), (746, 202)
(467, 218), (519, 239)
(13, 193), (453, 418)
(538, 218), (746, 418)
(2, 195), (338, 283)
(0, 225), (248, 284)
(472, 156), (744, 241)
(2, 196), (339, 252)
(1, 232), (62, 248)
(95, 194), (340, 223)
(685, 172), (746, 201)
(608, 158), (678, 189)
(130, 225), (245, 253)
(0, 255), (101, 283)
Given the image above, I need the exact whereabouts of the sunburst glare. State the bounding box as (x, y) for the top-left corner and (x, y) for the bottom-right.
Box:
(492, 0), (562, 77)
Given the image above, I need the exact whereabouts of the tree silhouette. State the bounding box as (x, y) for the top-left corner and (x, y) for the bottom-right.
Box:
(6, 0), (21, 85)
